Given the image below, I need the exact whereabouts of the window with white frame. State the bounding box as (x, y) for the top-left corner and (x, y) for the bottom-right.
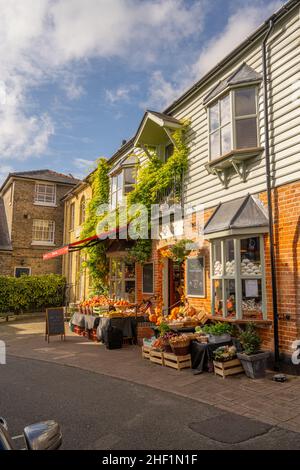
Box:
(109, 258), (136, 302)
(110, 167), (137, 210)
(186, 257), (205, 297)
(211, 236), (266, 320)
(69, 202), (75, 231)
(208, 86), (258, 161)
(32, 219), (55, 244)
(34, 183), (56, 205)
(142, 262), (154, 294)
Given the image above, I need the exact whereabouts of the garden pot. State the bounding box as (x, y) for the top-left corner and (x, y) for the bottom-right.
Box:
(208, 334), (231, 344)
(237, 351), (270, 379)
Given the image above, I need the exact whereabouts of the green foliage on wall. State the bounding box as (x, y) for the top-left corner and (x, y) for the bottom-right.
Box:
(81, 158), (111, 294)
(126, 125), (189, 263)
(0, 274), (66, 314)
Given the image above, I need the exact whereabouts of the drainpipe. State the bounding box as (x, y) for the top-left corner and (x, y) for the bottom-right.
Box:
(262, 17), (280, 369)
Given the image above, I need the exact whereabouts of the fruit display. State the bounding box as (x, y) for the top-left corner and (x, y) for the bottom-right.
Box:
(166, 304), (206, 326)
(241, 258), (262, 276)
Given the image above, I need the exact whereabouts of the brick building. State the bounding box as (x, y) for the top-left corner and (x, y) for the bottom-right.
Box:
(44, 1), (300, 366)
(0, 170), (78, 277)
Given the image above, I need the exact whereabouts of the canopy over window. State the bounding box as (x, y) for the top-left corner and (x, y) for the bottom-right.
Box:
(204, 195), (269, 239)
(134, 110), (182, 148)
(203, 63), (262, 106)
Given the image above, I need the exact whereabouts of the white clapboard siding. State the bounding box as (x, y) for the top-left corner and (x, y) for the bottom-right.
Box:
(169, 8), (300, 210)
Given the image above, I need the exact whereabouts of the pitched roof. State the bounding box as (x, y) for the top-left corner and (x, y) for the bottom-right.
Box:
(0, 169), (80, 194)
(165, 0), (298, 113)
(0, 198), (12, 251)
(204, 195), (269, 235)
(146, 110), (181, 125)
(203, 63), (262, 105)
(9, 169), (79, 184)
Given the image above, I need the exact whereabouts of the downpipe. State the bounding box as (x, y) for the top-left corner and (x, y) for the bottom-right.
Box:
(262, 17), (280, 370)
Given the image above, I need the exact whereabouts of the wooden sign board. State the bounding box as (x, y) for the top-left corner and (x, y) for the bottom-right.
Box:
(45, 308), (65, 343)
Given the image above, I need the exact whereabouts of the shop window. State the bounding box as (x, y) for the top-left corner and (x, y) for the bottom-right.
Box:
(142, 263), (154, 294)
(186, 257), (205, 298)
(110, 259), (136, 303)
(211, 235), (266, 320)
(208, 87), (258, 161)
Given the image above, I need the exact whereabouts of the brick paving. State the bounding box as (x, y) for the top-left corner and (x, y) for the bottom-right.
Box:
(2, 318), (300, 433)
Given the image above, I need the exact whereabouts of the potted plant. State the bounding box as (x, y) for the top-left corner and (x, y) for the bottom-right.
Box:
(213, 345), (244, 378)
(237, 323), (270, 379)
(202, 322), (233, 344)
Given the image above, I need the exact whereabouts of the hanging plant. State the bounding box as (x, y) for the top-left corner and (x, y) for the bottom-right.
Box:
(160, 239), (193, 265)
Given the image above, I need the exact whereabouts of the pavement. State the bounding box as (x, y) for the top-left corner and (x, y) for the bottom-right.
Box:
(2, 355), (300, 450)
(1, 318), (300, 439)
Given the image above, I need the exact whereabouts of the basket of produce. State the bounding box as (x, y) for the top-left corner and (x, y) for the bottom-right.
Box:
(161, 332), (178, 353)
(169, 335), (191, 356)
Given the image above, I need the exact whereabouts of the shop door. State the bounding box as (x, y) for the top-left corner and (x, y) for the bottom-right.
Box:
(169, 260), (184, 310)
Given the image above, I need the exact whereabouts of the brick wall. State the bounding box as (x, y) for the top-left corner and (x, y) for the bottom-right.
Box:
(8, 179), (72, 276)
(0, 251), (12, 275)
(134, 181), (300, 357)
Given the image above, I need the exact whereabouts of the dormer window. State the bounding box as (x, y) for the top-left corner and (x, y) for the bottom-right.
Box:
(208, 86), (258, 161)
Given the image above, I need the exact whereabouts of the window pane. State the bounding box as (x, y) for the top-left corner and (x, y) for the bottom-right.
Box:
(240, 237), (262, 276)
(124, 167), (136, 185)
(143, 263), (154, 294)
(210, 130), (220, 160)
(125, 263), (135, 279)
(111, 176), (117, 192)
(220, 94), (231, 125)
(125, 280), (136, 302)
(165, 143), (174, 161)
(242, 278), (263, 319)
(235, 88), (256, 116)
(117, 172), (123, 188)
(225, 279), (236, 318)
(225, 239), (235, 276)
(209, 103), (219, 132)
(213, 241), (222, 276)
(236, 117), (258, 149)
(221, 123), (231, 155)
(186, 258), (205, 297)
(213, 279), (223, 315)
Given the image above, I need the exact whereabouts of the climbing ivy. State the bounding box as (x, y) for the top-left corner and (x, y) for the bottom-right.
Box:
(81, 158), (110, 294)
(127, 124), (189, 263)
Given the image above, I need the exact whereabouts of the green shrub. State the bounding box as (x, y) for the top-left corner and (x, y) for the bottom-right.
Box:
(0, 274), (66, 314)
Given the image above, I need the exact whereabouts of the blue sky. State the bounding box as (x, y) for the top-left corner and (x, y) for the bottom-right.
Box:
(0, 0), (285, 183)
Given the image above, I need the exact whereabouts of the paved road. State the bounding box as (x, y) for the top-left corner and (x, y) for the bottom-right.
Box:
(1, 356), (300, 450)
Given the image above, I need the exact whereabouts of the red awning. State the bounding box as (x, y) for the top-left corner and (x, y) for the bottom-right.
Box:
(43, 225), (128, 261)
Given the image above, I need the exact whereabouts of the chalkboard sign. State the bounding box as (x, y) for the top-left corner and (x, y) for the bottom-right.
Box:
(45, 308), (65, 343)
(186, 257), (205, 297)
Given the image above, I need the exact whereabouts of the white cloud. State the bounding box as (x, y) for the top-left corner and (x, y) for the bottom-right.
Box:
(0, 164), (14, 185)
(144, 0), (284, 109)
(0, 0), (207, 162)
(105, 85), (138, 105)
(74, 158), (96, 171)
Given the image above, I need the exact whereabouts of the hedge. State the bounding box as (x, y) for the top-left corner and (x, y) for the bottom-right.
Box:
(0, 274), (66, 314)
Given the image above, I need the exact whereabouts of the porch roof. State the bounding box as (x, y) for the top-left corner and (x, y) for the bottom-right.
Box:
(204, 195), (269, 239)
(134, 110), (182, 148)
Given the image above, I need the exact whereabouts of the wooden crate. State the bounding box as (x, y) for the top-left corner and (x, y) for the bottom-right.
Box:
(213, 359), (244, 379)
(149, 349), (164, 366)
(164, 352), (191, 371)
(142, 345), (151, 360)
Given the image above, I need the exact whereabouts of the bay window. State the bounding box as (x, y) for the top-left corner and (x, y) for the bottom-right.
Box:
(211, 235), (266, 320)
(208, 86), (258, 161)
